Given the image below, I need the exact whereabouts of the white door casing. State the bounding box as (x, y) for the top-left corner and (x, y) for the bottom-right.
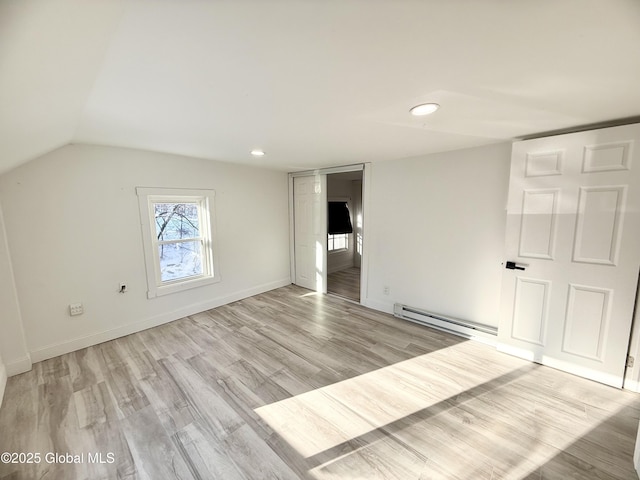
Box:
(293, 175), (327, 292)
(498, 124), (640, 388)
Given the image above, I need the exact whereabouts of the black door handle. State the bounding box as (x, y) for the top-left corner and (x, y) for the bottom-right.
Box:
(505, 261), (525, 271)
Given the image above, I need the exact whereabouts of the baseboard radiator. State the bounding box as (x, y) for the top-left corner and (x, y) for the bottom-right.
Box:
(393, 303), (497, 345)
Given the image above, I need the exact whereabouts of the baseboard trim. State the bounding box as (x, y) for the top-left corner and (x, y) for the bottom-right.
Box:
(362, 298), (394, 314)
(5, 355), (33, 376)
(30, 278), (291, 364)
(0, 362), (6, 408)
(497, 342), (623, 388)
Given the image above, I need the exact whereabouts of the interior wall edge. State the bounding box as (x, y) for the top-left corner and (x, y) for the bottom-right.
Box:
(0, 201), (31, 376)
(0, 362), (6, 408)
(28, 277), (291, 365)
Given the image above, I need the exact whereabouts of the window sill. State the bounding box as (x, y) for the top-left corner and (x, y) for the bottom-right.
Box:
(147, 274), (221, 298)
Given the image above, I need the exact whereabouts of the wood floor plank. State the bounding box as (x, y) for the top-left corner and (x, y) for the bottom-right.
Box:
(74, 382), (112, 429)
(224, 424), (301, 480)
(122, 406), (194, 480)
(160, 355), (244, 442)
(327, 267), (360, 302)
(101, 364), (150, 418)
(113, 337), (157, 382)
(0, 284), (638, 479)
(137, 354), (195, 436)
(68, 347), (104, 393)
(36, 355), (70, 386)
(172, 423), (247, 480)
(0, 371), (39, 479)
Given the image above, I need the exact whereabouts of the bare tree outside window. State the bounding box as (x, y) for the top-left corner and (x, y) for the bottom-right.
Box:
(153, 202), (203, 281)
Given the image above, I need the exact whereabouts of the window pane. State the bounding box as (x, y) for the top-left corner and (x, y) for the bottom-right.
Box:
(328, 233), (348, 251)
(154, 203), (200, 241)
(158, 241), (203, 282)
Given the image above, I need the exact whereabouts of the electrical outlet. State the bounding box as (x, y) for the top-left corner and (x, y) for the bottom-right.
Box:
(69, 303), (83, 316)
(383, 286), (390, 295)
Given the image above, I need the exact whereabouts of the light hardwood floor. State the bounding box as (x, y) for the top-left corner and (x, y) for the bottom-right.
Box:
(0, 285), (638, 479)
(327, 267), (360, 302)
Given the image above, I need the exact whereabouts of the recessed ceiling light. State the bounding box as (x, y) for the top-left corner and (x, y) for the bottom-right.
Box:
(250, 150), (265, 157)
(409, 103), (440, 116)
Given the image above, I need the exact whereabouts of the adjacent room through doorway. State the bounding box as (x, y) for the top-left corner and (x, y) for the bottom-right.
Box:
(327, 171), (363, 302)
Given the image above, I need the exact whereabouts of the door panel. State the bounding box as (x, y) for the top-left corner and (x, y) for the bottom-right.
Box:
(583, 141), (632, 172)
(293, 175), (327, 292)
(519, 189), (559, 259)
(573, 186), (626, 265)
(512, 277), (550, 346)
(562, 284), (611, 360)
(498, 124), (640, 387)
(525, 150), (564, 177)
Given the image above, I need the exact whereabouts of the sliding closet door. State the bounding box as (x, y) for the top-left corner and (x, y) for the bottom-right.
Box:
(293, 174), (327, 292)
(498, 123), (640, 387)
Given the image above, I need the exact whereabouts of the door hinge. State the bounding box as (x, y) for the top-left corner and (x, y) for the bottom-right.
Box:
(627, 355), (635, 368)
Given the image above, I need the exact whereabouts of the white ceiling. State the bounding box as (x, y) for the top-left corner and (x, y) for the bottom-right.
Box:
(2, 0), (640, 173)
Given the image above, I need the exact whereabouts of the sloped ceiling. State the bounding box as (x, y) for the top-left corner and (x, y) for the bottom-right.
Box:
(2, 0), (640, 173)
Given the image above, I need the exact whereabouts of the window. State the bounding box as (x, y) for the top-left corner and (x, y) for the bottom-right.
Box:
(137, 187), (219, 297)
(328, 200), (352, 253)
(328, 233), (348, 252)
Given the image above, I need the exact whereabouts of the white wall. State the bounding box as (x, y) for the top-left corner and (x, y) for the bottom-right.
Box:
(364, 143), (511, 328)
(0, 144), (291, 362)
(0, 202), (30, 382)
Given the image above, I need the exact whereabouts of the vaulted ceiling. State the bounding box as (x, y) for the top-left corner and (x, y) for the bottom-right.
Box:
(2, 0), (640, 173)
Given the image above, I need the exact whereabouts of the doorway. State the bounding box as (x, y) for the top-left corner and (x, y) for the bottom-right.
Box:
(327, 171), (363, 302)
(290, 164), (368, 304)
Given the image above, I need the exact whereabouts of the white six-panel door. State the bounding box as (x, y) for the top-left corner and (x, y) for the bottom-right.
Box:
(293, 175), (327, 292)
(498, 124), (640, 387)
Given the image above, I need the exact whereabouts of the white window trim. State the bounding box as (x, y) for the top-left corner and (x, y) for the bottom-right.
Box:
(328, 196), (351, 254)
(328, 233), (349, 253)
(136, 187), (220, 298)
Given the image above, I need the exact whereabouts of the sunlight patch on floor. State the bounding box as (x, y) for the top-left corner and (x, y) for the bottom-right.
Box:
(255, 343), (515, 459)
(255, 341), (640, 479)
(299, 291), (323, 298)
